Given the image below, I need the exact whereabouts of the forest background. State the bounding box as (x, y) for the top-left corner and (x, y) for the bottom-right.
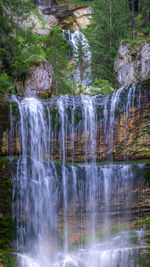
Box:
(0, 0), (149, 94)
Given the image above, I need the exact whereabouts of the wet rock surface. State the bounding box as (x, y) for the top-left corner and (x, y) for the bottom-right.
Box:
(1, 80), (150, 162)
(114, 39), (150, 87)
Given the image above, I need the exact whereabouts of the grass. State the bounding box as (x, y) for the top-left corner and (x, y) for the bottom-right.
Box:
(121, 36), (150, 46)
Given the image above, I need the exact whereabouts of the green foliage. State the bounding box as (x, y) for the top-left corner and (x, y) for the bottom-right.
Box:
(147, 129), (150, 134)
(33, 8), (47, 25)
(0, 73), (13, 93)
(0, 250), (16, 267)
(44, 26), (73, 94)
(135, 0), (150, 36)
(84, 0), (149, 88)
(91, 78), (113, 94)
(0, 0), (35, 89)
(73, 32), (90, 84)
(85, 0), (131, 86)
(0, 0), (74, 95)
(0, 157), (13, 249)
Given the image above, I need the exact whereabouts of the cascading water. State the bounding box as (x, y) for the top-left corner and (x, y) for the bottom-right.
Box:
(63, 30), (91, 85)
(12, 97), (59, 265)
(11, 83), (150, 267)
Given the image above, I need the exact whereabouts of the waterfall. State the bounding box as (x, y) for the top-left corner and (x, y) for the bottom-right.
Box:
(63, 30), (91, 85)
(12, 97), (59, 257)
(10, 83), (150, 267)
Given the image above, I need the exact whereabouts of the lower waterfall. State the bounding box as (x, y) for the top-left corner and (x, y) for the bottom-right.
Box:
(10, 84), (150, 267)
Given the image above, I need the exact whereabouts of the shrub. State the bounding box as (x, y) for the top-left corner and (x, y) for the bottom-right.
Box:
(0, 73), (13, 93)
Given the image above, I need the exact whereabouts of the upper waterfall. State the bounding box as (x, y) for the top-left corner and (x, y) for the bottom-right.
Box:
(63, 30), (91, 85)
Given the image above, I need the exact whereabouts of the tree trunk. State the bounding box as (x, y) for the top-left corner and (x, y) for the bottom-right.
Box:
(109, 0), (112, 49)
(131, 0), (135, 39)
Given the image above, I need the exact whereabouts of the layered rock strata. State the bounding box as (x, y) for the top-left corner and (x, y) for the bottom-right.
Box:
(0, 79), (150, 162)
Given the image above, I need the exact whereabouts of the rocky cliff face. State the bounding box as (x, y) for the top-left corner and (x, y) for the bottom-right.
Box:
(36, 0), (58, 11)
(36, 0), (91, 30)
(16, 59), (53, 97)
(114, 39), (150, 87)
(24, 59), (53, 97)
(1, 79), (150, 162)
(49, 80), (150, 162)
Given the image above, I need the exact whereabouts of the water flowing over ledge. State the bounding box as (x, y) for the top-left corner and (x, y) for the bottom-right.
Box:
(8, 80), (150, 162)
(2, 80), (150, 266)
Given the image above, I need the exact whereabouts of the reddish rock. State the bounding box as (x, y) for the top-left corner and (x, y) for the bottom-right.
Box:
(24, 59), (53, 97)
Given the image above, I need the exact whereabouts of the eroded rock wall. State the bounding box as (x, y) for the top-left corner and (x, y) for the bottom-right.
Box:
(114, 39), (150, 87)
(0, 80), (150, 162)
(36, 0), (91, 30)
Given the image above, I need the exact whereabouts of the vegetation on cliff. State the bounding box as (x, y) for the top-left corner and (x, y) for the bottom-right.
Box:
(0, 157), (13, 248)
(84, 0), (150, 86)
(0, 0), (71, 95)
(0, 0), (150, 95)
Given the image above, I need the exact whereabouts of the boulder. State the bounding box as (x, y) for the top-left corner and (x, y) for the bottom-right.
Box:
(41, 14), (58, 25)
(73, 7), (92, 29)
(114, 39), (150, 87)
(76, 15), (91, 29)
(24, 12), (51, 35)
(24, 59), (53, 97)
(73, 7), (91, 18)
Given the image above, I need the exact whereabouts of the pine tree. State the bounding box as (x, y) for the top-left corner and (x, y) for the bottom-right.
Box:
(128, 0), (139, 38)
(0, 0), (34, 80)
(73, 32), (90, 84)
(85, 0), (130, 85)
(45, 27), (71, 94)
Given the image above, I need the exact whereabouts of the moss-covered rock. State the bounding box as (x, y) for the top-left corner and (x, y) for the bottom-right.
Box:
(0, 157), (13, 249)
(0, 96), (12, 156)
(0, 251), (16, 267)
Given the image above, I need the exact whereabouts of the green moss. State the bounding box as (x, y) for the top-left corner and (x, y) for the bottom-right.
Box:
(0, 157), (13, 249)
(51, 107), (58, 128)
(67, 107), (72, 123)
(33, 8), (47, 26)
(0, 216), (13, 248)
(0, 251), (16, 267)
(38, 92), (52, 99)
(74, 107), (82, 126)
(28, 55), (45, 67)
(0, 99), (10, 129)
(11, 102), (19, 116)
(147, 129), (150, 134)
(122, 37), (149, 46)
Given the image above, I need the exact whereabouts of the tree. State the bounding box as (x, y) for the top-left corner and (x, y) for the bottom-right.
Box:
(135, 0), (150, 36)
(85, 0), (130, 85)
(0, 0), (34, 84)
(73, 32), (90, 84)
(44, 27), (72, 94)
(0, 1), (73, 95)
(128, 0), (139, 38)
